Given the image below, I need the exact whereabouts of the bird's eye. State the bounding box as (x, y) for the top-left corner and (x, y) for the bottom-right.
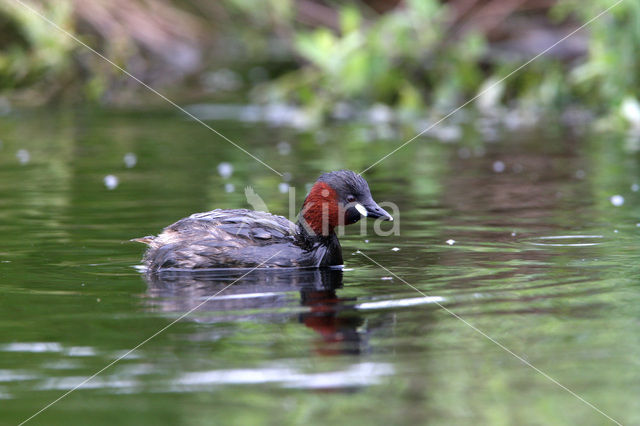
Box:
(346, 194), (356, 203)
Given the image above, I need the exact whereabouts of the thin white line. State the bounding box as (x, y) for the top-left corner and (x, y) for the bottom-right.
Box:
(357, 250), (622, 425)
(19, 252), (283, 425)
(8, 0), (283, 177)
(359, 0), (625, 175)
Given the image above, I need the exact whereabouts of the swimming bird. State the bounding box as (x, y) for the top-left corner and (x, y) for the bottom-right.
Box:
(133, 170), (392, 271)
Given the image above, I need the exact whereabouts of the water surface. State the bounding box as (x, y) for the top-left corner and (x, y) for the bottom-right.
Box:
(1, 108), (639, 425)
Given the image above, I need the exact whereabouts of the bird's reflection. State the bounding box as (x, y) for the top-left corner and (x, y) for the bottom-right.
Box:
(143, 268), (366, 355)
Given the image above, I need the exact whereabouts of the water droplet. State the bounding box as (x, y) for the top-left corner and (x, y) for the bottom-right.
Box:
(492, 161), (505, 173)
(224, 183), (235, 193)
(380, 277), (393, 280)
(217, 162), (233, 179)
(103, 175), (118, 190)
(511, 232), (516, 237)
(123, 153), (137, 168)
(446, 239), (456, 245)
(368, 103), (393, 124)
(278, 183), (289, 194)
(277, 141), (291, 156)
(610, 195), (624, 206)
(16, 149), (30, 165)
(391, 247), (400, 252)
(614, 229), (619, 233)
(364, 239), (369, 243)
(621, 97), (640, 127)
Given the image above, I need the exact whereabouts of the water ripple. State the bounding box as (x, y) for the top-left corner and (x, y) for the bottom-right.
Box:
(525, 235), (604, 247)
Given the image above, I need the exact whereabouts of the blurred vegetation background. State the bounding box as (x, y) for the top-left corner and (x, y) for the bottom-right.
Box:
(0, 0), (638, 128)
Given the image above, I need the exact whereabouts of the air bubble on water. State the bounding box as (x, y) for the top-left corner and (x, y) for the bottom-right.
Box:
(391, 247), (400, 251)
(217, 162), (233, 179)
(511, 232), (516, 237)
(610, 195), (624, 206)
(380, 277), (393, 280)
(621, 97), (640, 128)
(446, 239), (456, 245)
(364, 239), (369, 243)
(492, 161), (505, 173)
(16, 149), (30, 165)
(614, 229), (619, 233)
(278, 183), (289, 194)
(632, 183), (639, 192)
(224, 183), (235, 193)
(277, 141), (291, 156)
(104, 175), (118, 190)
(368, 103), (393, 124)
(123, 153), (137, 168)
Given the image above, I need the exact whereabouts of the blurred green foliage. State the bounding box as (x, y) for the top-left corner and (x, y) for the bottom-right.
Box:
(0, 1), (74, 95)
(553, 0), (640, 109)
(254, 0), (486, 116)
(1, 0), (640, 126)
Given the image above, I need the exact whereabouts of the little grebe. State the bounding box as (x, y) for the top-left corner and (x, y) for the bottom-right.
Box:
(134, 170), (392, 270)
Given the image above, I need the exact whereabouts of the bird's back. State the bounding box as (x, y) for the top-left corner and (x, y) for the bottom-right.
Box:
(138, 209), (330, 270)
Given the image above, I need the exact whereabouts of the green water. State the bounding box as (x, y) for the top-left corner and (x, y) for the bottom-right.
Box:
(1, 107), (639, 425)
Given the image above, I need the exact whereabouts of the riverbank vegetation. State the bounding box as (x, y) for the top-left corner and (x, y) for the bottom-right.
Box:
(0, 0), (638, 128)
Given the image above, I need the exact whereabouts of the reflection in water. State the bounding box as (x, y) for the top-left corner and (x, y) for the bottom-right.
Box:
(144, 268), (367, 356)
